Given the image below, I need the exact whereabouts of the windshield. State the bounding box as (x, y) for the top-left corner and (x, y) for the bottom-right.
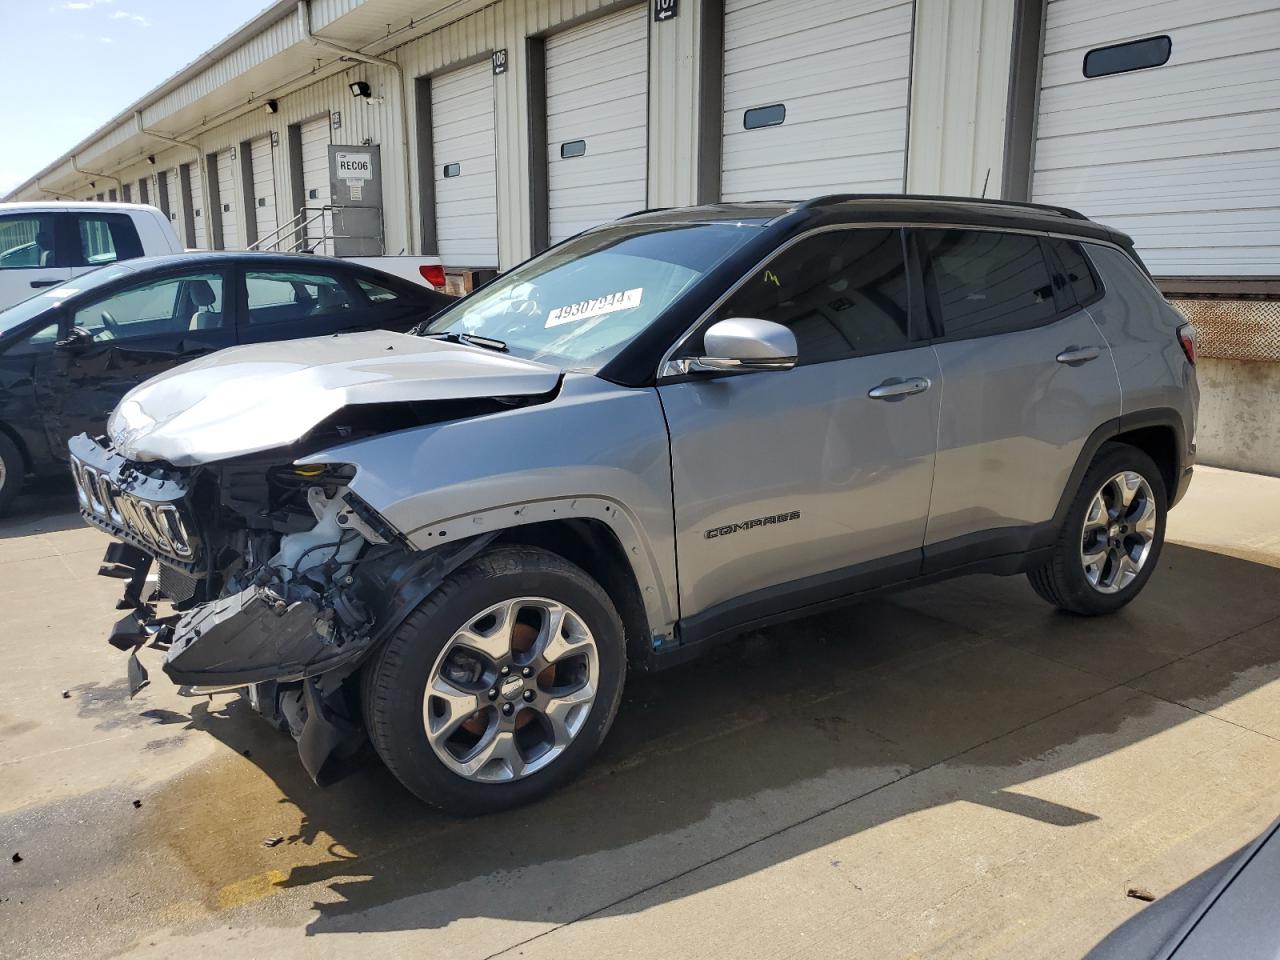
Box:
(0, 263), (136, 336)
(423, 221), (763, 368)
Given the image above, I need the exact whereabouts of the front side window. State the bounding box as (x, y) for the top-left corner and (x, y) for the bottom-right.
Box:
(73, 273), (224, 341)
(245, 271), (354, 325)
(76, 213), (143, 267)
(425, 221), (763, 369)
(709, 229), (911, 365)
(919, 229), (1057, 339)
(0, 213), (56, 270)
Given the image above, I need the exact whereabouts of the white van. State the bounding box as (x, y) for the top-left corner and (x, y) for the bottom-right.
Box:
(0, 202), (182, 310)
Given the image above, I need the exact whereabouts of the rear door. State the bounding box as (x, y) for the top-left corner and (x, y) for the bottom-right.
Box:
(658, 227), (940, 628)
(917, 227), (1121, 566)
(0, 211), (68, 309)
(44, 267), (234, 454)
(67, 210), (145, 280)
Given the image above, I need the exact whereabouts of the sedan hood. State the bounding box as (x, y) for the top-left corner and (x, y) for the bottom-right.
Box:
(107, 330), (562, 466)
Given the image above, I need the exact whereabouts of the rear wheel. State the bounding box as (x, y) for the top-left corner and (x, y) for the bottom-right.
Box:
(0, 432), (25, 515)
(1028, 443), (1167, 615)
(362, 545), (626, 814)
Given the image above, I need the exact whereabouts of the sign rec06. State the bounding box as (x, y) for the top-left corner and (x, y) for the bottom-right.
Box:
(335, 151), (373, 201)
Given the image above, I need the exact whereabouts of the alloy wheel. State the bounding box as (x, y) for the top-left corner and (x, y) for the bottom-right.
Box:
(423, 597), (599, 782)
(1080, 470), (1158, 594)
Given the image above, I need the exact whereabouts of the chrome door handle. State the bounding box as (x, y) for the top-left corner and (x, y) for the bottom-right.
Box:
(1056, 346), (1101, 366)
(868, 376), (931, 400)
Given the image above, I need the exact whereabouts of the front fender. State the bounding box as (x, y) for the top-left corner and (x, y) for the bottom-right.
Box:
(300, 373), (679, 640)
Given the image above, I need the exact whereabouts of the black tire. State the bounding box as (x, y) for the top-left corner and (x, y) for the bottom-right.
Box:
(0, 432), (25, 515)
(1028, 442), (1167, 616)
(362, 545), (626, 814)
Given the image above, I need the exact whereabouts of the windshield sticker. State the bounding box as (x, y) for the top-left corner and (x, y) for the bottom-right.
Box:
(546, 288), (642, 328)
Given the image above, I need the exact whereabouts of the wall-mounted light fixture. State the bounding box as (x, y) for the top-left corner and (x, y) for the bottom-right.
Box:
(349, 80), (371, 99)
(264, 99), (279, 114)
(146, 155), (156, 166)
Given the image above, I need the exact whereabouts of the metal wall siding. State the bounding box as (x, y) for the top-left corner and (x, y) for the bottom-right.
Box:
(1033, 0), (1280, 276)
(905, 0), (1016, 197)
(720, 0), (914, 201)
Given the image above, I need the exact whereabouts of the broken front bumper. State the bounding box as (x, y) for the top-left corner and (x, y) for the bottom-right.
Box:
(92, 528), (497, 781)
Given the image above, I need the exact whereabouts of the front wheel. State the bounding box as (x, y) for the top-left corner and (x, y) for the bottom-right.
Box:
(1028, 443), (1167, 615)
(362, 545), (626, 814)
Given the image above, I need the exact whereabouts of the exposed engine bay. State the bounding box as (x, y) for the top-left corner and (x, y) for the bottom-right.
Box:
(68, 421), (498, 781)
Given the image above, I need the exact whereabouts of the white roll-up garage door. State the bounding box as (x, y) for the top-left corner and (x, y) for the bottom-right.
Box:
(721, 0), (913, 201)
(185, 161), (207, 249)
(250, 136), (277, 248)
(300, 114), (332, 254)
(431, 60), (499, 267)
(215, 150), (240, 250)
(163, 170), (181, 243)
(545, 5), (648, 244)
(1033, 1), (1280, 277)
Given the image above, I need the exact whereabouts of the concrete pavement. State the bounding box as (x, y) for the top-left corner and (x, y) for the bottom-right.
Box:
(2, 466), (1279, 959)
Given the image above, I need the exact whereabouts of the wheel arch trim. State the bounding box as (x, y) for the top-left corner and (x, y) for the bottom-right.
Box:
(403, 495), (677, 652)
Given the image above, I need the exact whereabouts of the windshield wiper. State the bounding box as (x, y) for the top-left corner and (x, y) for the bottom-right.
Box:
(423, 331), (508, 352)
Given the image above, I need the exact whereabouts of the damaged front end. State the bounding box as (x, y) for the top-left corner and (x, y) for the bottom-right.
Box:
(69, 432), (492, 782)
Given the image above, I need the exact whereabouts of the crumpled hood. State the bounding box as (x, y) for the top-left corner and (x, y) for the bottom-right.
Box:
(107, 330), (562, 466)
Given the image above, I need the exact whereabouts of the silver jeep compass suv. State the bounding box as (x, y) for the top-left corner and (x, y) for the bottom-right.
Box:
(70, 196), (1198, 812)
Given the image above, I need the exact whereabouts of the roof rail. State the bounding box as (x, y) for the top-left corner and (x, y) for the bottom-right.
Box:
(796, 193), (1089, 221)
(616, 207), (673, 220)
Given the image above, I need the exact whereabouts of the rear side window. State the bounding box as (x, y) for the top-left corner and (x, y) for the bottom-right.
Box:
(919, 229), (1057, 339)
(245, 270), (355, 325)
(0, 213), (56, 270)
(355, 278), (400, 303)
(75, 213), (143, 267)
(714, 228), (911, 364)
(1046, 237), (1101, 307)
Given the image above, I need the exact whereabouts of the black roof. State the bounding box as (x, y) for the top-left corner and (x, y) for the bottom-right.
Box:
(117, 250), (380, 272)
(620, 194), (1133, 248)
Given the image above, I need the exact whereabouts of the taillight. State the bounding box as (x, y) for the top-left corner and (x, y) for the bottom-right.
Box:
(419, 264), (446, 288)
(1177, 323), (1196, 366)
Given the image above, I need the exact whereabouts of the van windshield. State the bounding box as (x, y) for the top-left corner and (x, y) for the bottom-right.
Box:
(422, 221), (763, 369)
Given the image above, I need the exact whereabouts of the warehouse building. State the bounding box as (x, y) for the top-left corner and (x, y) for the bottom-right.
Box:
(5, 0), (1279, 472)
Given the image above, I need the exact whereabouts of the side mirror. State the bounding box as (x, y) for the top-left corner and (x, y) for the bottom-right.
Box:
(687, 318), (797, 373)
(55, 326), (93, 351)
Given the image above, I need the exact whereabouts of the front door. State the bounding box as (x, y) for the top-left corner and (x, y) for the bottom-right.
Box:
(44, 268), (233, 456)
(0, 211), (69, 310)
(658, 228), (940, 630)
